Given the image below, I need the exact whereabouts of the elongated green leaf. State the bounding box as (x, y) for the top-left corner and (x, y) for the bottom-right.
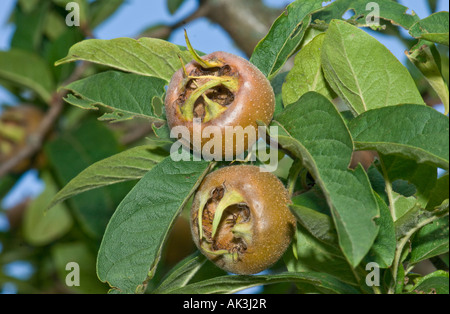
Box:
(290, 204), (337, 245)
(287, 207), (360, 286)
(165, 272), (359, 294)
(409, 217), (449, 265)
(48, 145), (167, 210)
(349, 104), (449, 170)
(407, 270), (449, 294)
(89, 0), (124, 29)
(23, 172), (73, 246)
(406, 42), (449, 115)
(152, 252), (206, 294)
(426, 174), (449, 211)
(321, 20), (424, 115)
(0, 49), (54, 102)
(313, 0), (420, 30)
(409, 12), (449, 46)
(282, 33), (335, 105)
(52, 242), (108, 294)
(45, 118), (129, 238)
(366, 193), (396, 268)
(250, 0), (324, 79)
(379, 154), (438, 211)
(274, 92), (379, 267)
(97, 158), (211, 294)
(55, 37), (192, 82)
(62, 71), (167, 123)
(167, 0), (186, 15)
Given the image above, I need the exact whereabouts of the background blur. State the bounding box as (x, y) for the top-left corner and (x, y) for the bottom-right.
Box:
(0, 0), (448, 294)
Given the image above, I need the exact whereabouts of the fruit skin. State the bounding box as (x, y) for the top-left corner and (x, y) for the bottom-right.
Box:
(190, 165), (296, 275)
(165, 51), (275, 158)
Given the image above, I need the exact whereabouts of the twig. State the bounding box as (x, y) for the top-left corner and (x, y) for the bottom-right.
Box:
(0, 62), (89, 178)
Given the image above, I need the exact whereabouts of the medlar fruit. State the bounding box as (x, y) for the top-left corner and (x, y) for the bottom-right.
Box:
(190, 165), (296, 275)
(165, 34), (275, 159)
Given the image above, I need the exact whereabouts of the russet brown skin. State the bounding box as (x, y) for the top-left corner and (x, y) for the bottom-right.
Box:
(165, 51), (275, 158)
(190, 165), (296, 275)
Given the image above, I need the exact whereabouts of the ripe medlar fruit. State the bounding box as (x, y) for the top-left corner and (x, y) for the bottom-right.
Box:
(190, 165), (296, 275)
(165, 34), (275, 159)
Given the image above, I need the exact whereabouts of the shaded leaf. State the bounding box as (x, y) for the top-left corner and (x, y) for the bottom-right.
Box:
(407, 270), (449, 294)
(349, 104), (449, 170)
(406, 42), (449, 115)
(48, 145), (167, 210)
(23, 172), (73, 246)
(152, 252), (206, 294)
(409, 12), (449, 46)
(274, 92), (379, 267)
(366, 193), (396, 268)
(165, 272), (359, 294)
(409, 217), (449, 265)
(0, 49), (54, 102)
(45, 118), (129, 238)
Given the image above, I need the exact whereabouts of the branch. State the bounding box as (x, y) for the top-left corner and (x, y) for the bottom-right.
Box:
(0, 62), (90, 178)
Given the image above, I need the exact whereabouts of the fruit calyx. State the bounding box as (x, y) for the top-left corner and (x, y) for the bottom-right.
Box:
(196, 184), (253, 262)
(176, 31), (240, 123)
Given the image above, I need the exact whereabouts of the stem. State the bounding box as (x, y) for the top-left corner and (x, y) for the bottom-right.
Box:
(388, 213), (447, 294)
(379, 156), (396, 221)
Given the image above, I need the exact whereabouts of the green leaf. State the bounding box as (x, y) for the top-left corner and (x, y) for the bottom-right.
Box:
(366, 193), (396, 268)
(62, 71), (167, 123)
(290, 204), (337, 245)
(250, 0), (324, 79)
(165, 272), (359, 294)
(55, 37), (193, 82)
(406, 42), (449, 115)
(426, 174), (449, 211)
(89, 0), (124, 29)
(45, 118), (129, 238)
(274, 92), (379, 267)
(52, 242), (108, 294)
(287, 206), (360, 286)
(48, 145), (167, 210)
(349, 104), (449, 170)
(167, 0), (186, 15)
(409, 12), (449, 46)
(409, 217), (449, 265)
(379, 154), (438, 210)
(152, 252), (206, 294)
(313, 0), (420, 30)
(407, 270), (449, 294)
(96, 158), (212, 294)
(0, 49), (54, 102)
(11, 0), (49, 52)
(321, 20), (424, 115)
(282, 33), (335, 106)
(23, 172), (73, 246)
